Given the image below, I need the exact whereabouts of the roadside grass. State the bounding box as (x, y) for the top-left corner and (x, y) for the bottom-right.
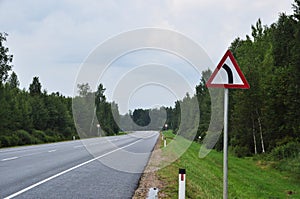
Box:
(158, 131), (300, 199)
(116, 131), (128, 135)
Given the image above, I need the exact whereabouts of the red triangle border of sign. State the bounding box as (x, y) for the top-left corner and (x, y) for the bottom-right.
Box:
(206, 50), (250, 89)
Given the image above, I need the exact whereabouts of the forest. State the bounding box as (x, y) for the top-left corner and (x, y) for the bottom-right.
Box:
(0, 0), (299, 171)
(0, 48), (77, 147)
(164, 1), (300, 155)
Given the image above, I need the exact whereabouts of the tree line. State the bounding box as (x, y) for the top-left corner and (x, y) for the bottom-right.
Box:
(119, 108), (167, 131)
(0, 74), (76, 147)
(73, 83), (120, 138)
(164, 0), (300, 158)
(228, 1), (300, 157)
(0, 33), (76, 147)
(0, 30), (126, 147)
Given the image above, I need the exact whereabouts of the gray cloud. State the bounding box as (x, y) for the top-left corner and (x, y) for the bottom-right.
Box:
(0, 0), (294, 107)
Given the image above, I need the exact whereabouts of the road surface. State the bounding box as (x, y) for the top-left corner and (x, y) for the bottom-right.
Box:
(0, 131), (159, 198)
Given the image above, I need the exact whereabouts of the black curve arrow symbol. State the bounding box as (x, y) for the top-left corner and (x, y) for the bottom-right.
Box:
(222, 64), (233, 84)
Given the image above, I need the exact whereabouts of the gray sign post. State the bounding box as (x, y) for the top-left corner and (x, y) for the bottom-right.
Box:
(206, 50), (250, 199)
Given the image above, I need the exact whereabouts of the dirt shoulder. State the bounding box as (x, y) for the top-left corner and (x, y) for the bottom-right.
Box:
(132, 133), (166, 198)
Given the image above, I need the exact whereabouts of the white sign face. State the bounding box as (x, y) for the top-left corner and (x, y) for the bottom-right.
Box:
(206, 50), (250, 89)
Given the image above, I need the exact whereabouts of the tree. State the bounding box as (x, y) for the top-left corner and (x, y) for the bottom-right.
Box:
(0, 32), (13, 84)
(29, 77), (42, 95)
(95, 83), (106, 104)
(0, 34), (79, 146)
(73, 83), (94, 137)
(95, 84), (120, 135)
(44, 93), (73, 136)
(228, 19), (270, 155)
(196, 69), (212, 141)
(0, 85), (12, 134)
(18, 90), (33, 131)
(293, 0), (300, 21)
(225, 6), (300, 156)
(77, 83), (91, 97)
(8, 72), (19, 89)
(132, 109), (150, 127)
(30, 96), (48, 130)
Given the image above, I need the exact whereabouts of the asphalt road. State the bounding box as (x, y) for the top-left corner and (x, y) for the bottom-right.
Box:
(0, 131), (159, 199)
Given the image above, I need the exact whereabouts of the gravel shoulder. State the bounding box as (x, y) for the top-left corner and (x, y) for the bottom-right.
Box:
(132, 133), (167, 198)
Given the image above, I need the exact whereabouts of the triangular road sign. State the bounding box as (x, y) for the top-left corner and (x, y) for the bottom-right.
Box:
(206, 50), (250, 89)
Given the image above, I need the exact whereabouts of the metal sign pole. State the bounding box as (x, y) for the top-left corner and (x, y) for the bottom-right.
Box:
(206, 50), (249, 198)
(223, 88), (229, 199)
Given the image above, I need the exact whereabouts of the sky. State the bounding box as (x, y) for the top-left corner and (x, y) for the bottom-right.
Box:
(0, 0), (294, 113)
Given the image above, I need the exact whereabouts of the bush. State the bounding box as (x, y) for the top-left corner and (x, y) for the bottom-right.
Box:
(45, 129), (56, 137)
(230, 145), (252, 158)
(0, 136), (11, 147)
(8, 134), (20, 146)
(270, 141), (300, 160)
(268, 142), (300, 177)
(32, 130), (48, 143)
(14, 130), (39, 145)
(62, 127), (72, 139)
(44, 129), (63, 142)
(275, 156), (300, 175)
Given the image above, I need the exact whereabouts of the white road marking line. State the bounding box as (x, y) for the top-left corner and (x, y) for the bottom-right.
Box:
(73, 145), (84, 148)
(89, 142), (104, 146)
(1, 157), (19, 161)
(4, 139), (142, 199)
(20, 152), (42, 158)
(48, 150), (57, 153)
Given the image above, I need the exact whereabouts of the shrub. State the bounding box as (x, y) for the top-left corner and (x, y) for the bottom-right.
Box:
(268, 142), (300, 177)
(230, 145), (252, 158)
(270, 141), (300, 160)
(0, 136), (11, 147)
(14, 130), (37, 145)
(32, 130), (48, 143)
(8, 134), (21, 146)
(45, 129), (56, 137)
(62, 127), (72, 139)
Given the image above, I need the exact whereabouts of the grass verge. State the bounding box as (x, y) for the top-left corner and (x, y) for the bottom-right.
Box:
(158, 131), (300, 198)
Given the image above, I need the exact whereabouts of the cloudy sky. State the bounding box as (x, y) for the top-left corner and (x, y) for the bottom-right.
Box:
(0, 0), (294, 112)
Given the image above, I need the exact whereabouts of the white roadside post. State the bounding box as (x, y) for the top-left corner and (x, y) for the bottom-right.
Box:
(162, 124), (168, 144)
(178, 168), (186, 199)
(164, 123), (168, 130)
(206, 50), (250, 199)
(97, 124), (100, 136)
